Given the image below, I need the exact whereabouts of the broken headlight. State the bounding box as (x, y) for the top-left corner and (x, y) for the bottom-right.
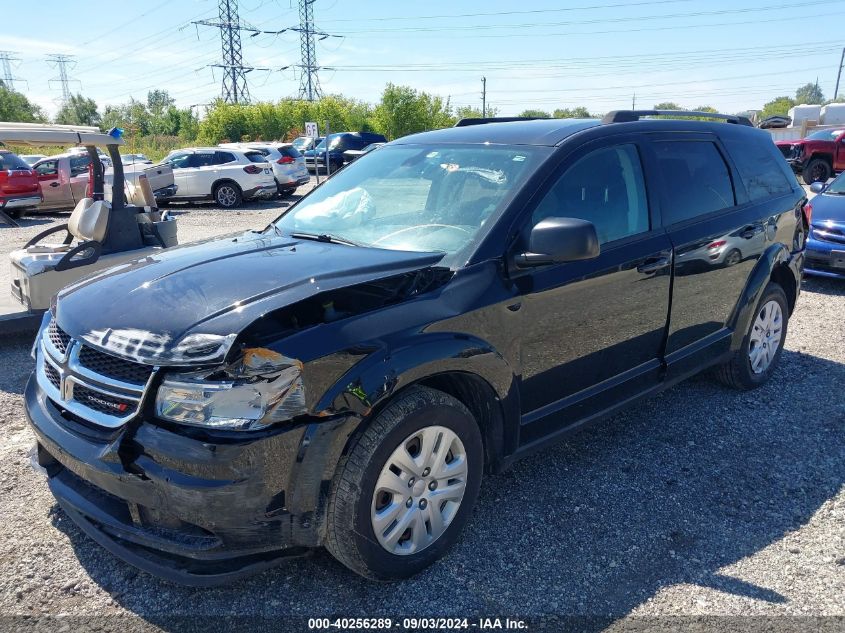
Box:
(155, 348), (306, 430)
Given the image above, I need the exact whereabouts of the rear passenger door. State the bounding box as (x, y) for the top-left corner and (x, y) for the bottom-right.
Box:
(516, 138), (673, 444)
(651, 133), (783, 378)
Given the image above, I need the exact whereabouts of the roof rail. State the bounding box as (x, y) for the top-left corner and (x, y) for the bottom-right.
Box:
(454, 116), (549, 127)
(602, 110), (753, 127)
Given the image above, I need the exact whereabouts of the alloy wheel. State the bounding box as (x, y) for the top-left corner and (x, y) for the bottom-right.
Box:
(217, 185), (237, 207)
(748, 300), (783, 374)
(370, 425), (468, 556)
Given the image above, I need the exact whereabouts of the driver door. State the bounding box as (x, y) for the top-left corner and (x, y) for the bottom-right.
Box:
(515, 139), (673, 444)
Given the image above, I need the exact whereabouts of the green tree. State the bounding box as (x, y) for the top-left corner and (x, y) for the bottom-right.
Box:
(517, 109), (551, 118)
(0, 83), (44, 122)
(653, 102), (682, 110)
(371, 84), (454, 139)
(553, 107), (592, 118)
(760, 96), (795, 120)
(55, 93), (100, 126)
(795, 82), (824, 105)
(454, 105), (499, 119)
(100, 98), (151, 136)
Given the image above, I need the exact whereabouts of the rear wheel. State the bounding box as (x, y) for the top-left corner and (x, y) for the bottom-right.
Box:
(213, 182), (242, 209)
(802, 158), (831, 184)
(723, 249), (742, 267)
(715, 282), (788, 390)
(325, 386), (483, 580)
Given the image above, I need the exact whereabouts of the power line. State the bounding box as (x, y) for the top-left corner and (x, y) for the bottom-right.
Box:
(193, 0), (273, 104)
(46, 53), (79, 107)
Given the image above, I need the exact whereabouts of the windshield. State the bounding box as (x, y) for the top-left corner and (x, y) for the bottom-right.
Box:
(271, 144), (543, 255)
(825, 171), (845, 194)
(805, 129), (843, 141)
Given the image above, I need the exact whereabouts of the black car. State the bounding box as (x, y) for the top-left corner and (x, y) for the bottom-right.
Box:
(26, 111), (806, 585)
(303, 131), (387, 172)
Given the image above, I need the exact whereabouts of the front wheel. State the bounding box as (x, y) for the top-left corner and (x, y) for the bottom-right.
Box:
(213, 182), (242, 209)
(325, 386), (483, 580)
(715, 282), (788, 390)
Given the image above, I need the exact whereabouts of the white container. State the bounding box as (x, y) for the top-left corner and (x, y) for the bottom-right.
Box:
(788, 104), (822, 127)
(820, 103), (845, 126)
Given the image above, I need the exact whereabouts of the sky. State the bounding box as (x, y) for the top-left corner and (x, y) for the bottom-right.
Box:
(2, 0), (844, 119)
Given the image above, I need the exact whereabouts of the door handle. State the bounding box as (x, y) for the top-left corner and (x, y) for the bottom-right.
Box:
(49, 182), (60, 187)
(637, 256), (670, 274)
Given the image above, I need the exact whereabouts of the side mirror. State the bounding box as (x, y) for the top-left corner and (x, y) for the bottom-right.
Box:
(515, 217), (600, 267)
(810, 182), (826, 194)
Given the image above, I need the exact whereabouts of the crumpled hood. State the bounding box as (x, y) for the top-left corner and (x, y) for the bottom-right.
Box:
(55, 231), (444, 361)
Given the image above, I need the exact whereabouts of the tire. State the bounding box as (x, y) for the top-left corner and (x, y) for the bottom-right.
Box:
(213, 182), (242, 209)
(723, 249), (742, 267)
(715, 282), (789, 390)
(280, 188), (295, 196)
(325, 386), (483, 580)
(802, 158), (832, 184)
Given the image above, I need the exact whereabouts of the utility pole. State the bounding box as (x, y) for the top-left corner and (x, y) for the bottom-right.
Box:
(298, 0), (322, 101)
(193, 0), (272, 104)
(46, 54), (78, 107)
(835, 47), (845, 101)
(0, 51), (23, 90)
(481, 76), (487, 117)
(632, 93), (636, 109)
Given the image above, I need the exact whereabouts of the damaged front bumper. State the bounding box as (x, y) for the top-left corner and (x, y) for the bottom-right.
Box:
(25, 374), (356, 586)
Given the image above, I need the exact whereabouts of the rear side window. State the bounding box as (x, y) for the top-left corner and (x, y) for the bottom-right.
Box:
(0, 152), (31, 170)
(723, 137), (793, 200)
(244, 151), (267, 163)
(212, 151), (235, 165)
(654, 141), (735, 224)
(69, 155), (92, 176)
(280, 146), (302, 159)
(531, 143), (650, 244)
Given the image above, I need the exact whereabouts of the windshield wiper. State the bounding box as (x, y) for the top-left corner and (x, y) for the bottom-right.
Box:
(290, 231), (362, 247)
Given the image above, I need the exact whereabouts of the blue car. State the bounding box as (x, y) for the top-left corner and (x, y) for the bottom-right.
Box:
(805, 173), (845, 279)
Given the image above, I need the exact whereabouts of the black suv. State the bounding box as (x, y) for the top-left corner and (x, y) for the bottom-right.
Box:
(304, 131), (388, 172)
(26, 111), (806, 585)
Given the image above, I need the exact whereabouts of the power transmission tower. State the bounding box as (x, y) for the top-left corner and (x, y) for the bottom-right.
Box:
(46, 54), (79, 106)
(298, 0), (322, 101)
(194, 0), (272, 104)
(0, 51), (23, 90)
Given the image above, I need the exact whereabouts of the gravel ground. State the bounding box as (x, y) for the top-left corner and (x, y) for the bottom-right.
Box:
(0, 183), (843, 632)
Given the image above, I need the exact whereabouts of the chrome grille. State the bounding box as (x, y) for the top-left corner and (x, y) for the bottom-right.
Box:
(78, 345), (154, 385)
(43, 361), (61, 390)
(36, 318), (154, 429)
(72, 384), (135, 416)
(48, 319), (71, 356)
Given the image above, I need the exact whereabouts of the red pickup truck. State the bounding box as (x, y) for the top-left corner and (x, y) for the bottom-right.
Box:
(775, 128), (845, 184)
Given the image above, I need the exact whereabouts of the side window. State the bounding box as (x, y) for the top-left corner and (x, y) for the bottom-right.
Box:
(35, 161), (58, 177)
(69, 155), (91, 176)
(244, 151), (267, 163)
(192, 153), (216, 167)
(723, 137), (793, 200)
(531, 144), (650, 244)
(654, 141), (735, 224)
(212, 151), (235, 165)
(166, 153), (192, 169)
